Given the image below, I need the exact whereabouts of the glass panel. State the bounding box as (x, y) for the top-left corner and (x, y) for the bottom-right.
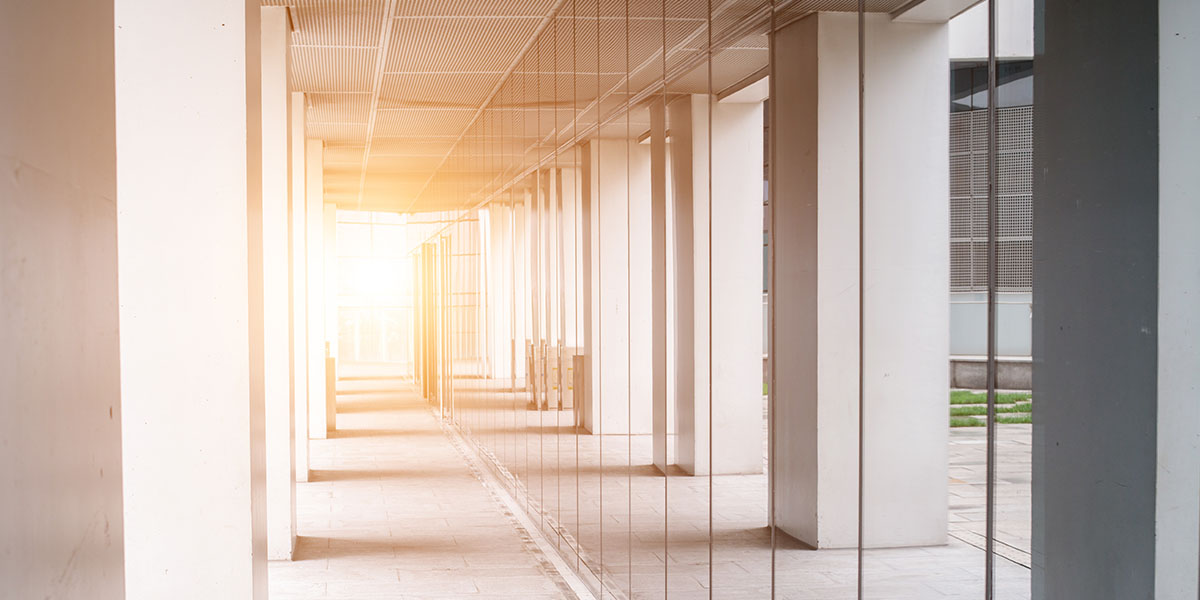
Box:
(709, 1), (773, 597)
(993, 4), (1034, 599)
(624, 0), (668, 596)
(551, 4), (585, 584)
(574, 3), (604, 590)
(663, 1), (713, 598)
(597, 1), (632, 595)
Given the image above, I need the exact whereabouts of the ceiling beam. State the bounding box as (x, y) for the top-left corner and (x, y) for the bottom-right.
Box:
(891, 0), (983, 23)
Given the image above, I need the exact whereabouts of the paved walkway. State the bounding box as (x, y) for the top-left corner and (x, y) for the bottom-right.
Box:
(269, 378), (574, 600)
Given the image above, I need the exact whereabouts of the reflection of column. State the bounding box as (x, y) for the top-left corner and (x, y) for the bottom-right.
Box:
(582, 139), (653, 435)
(323, 203), (337, 432)
(116, 1), (267, 596)
(669, 94), (764, 476)
(290, 91), (309, 483)
(772, 13), (948, 549)
(261, 5), (295, 561)
(710, 99), (765, 475)
(558, 167), (581, 408)
(650, 98), (670, 472)
(670, 97), (698, 469)
(579, 145), (595, 431)
(306, 140), (326, 438)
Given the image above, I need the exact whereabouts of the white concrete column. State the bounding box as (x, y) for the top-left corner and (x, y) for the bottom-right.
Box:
(1, 3), (125, 597)
(582, 139), (653, 435)
(291, 92), (310, 482)
(650, 98), (670, 473)
(485, 207), (510, 379)
(667, 95), (764, 476)
(558, 166), (582, 407)
(710, 99), (766, 475)
(579, 145), (594, 430)
(306, 140), (327, 438)
(668, 96), (702, 473)
(772, 13), (948, 548)
(116, 1), (267, 597)
(1156, 0), (1200, 594)
(261, 6), (296, 561)
(323, 202), (337, 431)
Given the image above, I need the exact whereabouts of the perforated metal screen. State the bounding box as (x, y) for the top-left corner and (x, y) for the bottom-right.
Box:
(949, 105), (1033, 292)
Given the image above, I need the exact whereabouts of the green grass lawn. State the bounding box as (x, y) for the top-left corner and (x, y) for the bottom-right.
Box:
(950, 390), (1032, 405)
(950, 390), (1033, 427)
(997, 414), (1033, 425)
(951, 416), (986, 427)
(950, 402), (1033, 417)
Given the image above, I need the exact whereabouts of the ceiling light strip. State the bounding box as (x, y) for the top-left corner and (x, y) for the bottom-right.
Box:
(353, 0), (399, 210)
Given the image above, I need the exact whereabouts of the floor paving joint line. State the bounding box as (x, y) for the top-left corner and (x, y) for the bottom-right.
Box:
(438, 406), (597, 600)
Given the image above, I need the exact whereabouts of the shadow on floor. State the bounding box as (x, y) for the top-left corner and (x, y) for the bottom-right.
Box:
(292, 535), (395, 560)
(309, 466), (465, 482)
(327, 428), (443, 439)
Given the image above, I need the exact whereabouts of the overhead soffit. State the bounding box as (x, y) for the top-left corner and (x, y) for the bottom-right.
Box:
(265, 0), (911, 212)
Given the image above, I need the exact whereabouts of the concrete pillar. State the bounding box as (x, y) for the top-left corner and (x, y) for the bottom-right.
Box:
(667, 95), (764, 476)
(579, 144), (594, 429)
(261, 6), (296, 561)
(1034, 0), (1200, 597)
(558, 167), (582, 403)
(290, 91), (310, 482)
(485, 206), (513, 380)
(1155, 0), (1200, 594)
(581, 139), (653, 435)
(306, 140), (327, 439)
(771, 13), (948, 548)
(710, 99), (766, 475)
(323, 203), (337, 431)
(115, 1), (267, 597)
(650, 98), (670, 473)
(0, 3), (125, 597)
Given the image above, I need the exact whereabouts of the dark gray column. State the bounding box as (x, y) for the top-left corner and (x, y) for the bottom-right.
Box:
(1032, 0), (1199, 596)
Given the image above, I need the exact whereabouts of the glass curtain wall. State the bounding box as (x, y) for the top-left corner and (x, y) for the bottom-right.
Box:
(404, 0), (1032, 598)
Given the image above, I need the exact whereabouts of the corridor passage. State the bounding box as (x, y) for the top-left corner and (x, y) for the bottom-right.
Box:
(269, 375), (575, 599)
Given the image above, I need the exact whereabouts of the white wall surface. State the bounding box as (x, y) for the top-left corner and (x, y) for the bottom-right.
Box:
(949, 0), (1034, 60)
(0, 2), (125, 597)
(261, 5), (296, 561)
(116, 0), (267, 597)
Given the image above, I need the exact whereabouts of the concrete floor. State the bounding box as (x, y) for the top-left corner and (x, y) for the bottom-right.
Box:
(452, 381), (1033, 600)
(273, 372), (1032, 599)
(268, 379), (575, 599)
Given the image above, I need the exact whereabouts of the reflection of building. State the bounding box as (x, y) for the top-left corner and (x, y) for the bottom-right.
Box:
(949, 2), (1035, 388)
(2, 0), (1196, 599)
